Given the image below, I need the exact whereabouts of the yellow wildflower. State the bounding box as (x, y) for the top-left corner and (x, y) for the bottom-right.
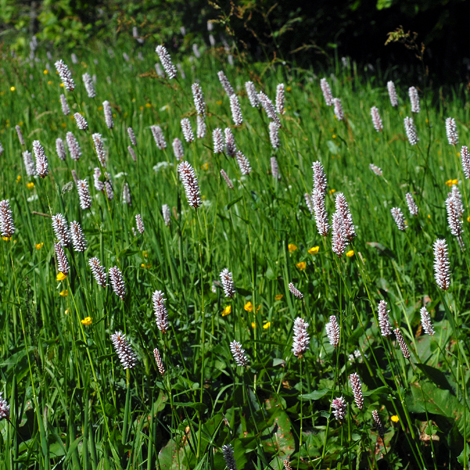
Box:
(56, 272), (67, 281)
(251, 322), (256, 329)
(256, 305), (261, 312)
(286, 86), (291, 92)
(263, 322), (271, 329)
(296, 261), (306, 270)
(288, 244), (297, 253)
(16, 175), (21, 183)
(445, 179), (458, 187)
(244, 302), (253, 312)
(59, 289), (68, 297)
(47, 81), (52, 85)
(35, 243), (44, 250)
(2, 237), (11, 242)
(329, 189), (336, 194)
(142, 251), (148, 257)
(216, 100), (222, 105)
(60, 83), (64, 87)
(64, 309), (70, 315)
(275, 294), (283, 300)
(61, 123), (67, 127)
(10, 86), (15, 92)
(145, 103), (152, 108)
(201, 163), (209, 170)
(44, 70), (48, 74)
(467, 216), (470, 222)
(308, 246), (320, 255)
(346, 250), (354, 258)
(332, 134), (336, 139)
(222, 306), (231, 316)
(391, 415), (399, 423)
(27, 182), (34, 189)
(81, 317), (92, 326)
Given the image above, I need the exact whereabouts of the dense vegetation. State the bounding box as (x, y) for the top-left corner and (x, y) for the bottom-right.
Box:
(0, 32), (469, 469)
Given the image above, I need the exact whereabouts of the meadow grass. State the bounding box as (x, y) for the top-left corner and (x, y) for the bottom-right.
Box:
(0, 39), (469, 469)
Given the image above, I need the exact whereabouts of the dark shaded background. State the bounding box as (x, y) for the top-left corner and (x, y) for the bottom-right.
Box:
(1, 0), (469, 84)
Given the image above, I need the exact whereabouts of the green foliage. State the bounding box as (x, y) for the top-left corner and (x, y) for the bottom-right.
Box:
(0, 36), (469, 469)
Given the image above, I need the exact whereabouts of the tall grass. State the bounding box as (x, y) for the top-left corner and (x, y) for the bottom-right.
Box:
(0, 37), (469, 469)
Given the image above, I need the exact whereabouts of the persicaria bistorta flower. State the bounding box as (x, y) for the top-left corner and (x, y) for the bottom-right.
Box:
(245, 81), (259, 107)
(387, 81), (398, 107)
(335, 192), (356, 241)
(220, 169), (234, 189)
(60, 94), (70, 115)
(313, 189), (330, 236)
(461, 146), (470, 179)
(320, 78), (333, 106)
(178, 161), (201, 209)
(269, 122), (280, 149)
(394, 328), (410, 359)
(325, 315), (340, 348)
(446, 118), (458, 146)
(94, 167), (104, 191)
(153, 348), (165, 376)
(312, 161), (327, 196)
(217, 71), (235, 96)
(404, 117), (419, 145)
(446, 193), (464, 250)
(156, 45), (177, 79)
(236, 151), (252, 175)
(197, 115), (206, 139)
(74, 112), (88, 130)
(224, 128), (237, 157)
(349, 373), (364, 410)
(408, 86), (420, 113)
(152, 290), (169, 333)
(103, 101), (114, 129)
(220, 268), (236, 298)
(191, 82), (206, 116)
(150, 125), (167, 150)
(433, 239), (450, 290)
(0, 200), (15, 238)
(271, 157), (280, 180)
(111, 331), (137, 369)
(77, 179), (92, 210)
(305, 193), (314, 215)
(127, 127), (137, 146)
(370, 106), (383, 132)
(377, 300), (392, 337)
(372, 410), (385, 437)
(213, 128), (224, 154)
(23, 150), (36, 176)
(369, 164), (383, 176)
(54, 243), (69, 275)
(89, 257), (107, 287)
(0, 392), (10, 420)
(331, 212), (346, 258)
(331, 397), (347, 421)
(258, 91), (281, 127)
(391, 207), (406, 231)
(122, 183), (131, 205)
(33, 140), (49, 178)
(276, 83), (285, 115)
(67, 132), (82, 161)
(230, 340), (249, 367)
(52, 214), (70, 246)
(135, 214), (144, 234)
(180, 118), (194, 143)
(82, 73), (96, 98)
(405, 193), (418, 216)
(56, 138), (66, 161)
(289, 282), (303, 299)
(420, 306), (435, 336)
(109, 266), (126, 299)
(55, 60), (75, 91)
(15, 125), (24, 146)
(229, 94), (243, 126)
(292, 317), (310, 357)
(162, 204), (171, 226)
(221, 444), (237, 470)
(70, 221), (87, 252)
(333, 98), (344, 121)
